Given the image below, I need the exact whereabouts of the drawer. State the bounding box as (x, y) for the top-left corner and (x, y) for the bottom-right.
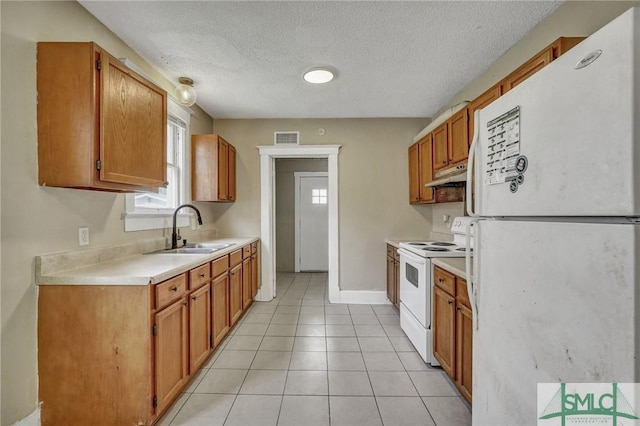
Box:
(251, 242), (258, 254)
(212, 255), (229, 278)
(434, 266), (455, 296)
(242, 245), (251, 259)
(156, 274), (187, 309)
(230, 249), (242, 267)
(456, 278), (470, 307)
(189, 263), (211, 289)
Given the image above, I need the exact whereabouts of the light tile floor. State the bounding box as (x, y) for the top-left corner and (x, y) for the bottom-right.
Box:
(159, 272), (472, 426)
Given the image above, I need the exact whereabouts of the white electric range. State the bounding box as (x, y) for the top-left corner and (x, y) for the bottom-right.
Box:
(398, 217), (473, 365)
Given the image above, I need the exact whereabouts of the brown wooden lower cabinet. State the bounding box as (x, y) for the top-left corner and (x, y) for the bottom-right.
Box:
(229, 262), (243, 326)
(189, 283), (212, 372)
(37, 240), (260, 425)
(242, 256), (252, 310)
(155, 296), (189, 415)
(433, 265), (473, 404)
(385, 244), (400, 308)
(212, 272), (230, 348)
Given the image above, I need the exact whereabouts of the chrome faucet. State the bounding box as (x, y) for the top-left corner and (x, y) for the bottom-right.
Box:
(171, 204), (203, 249)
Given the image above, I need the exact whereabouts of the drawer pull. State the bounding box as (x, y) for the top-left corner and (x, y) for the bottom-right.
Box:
(200, 273), (205, 278)
(183, 301), (188, 306)
(438, 278), (444, 283)
(448, 300), (453, 305)
(171, 286), (178, 292)
(192, 295), (197, 300)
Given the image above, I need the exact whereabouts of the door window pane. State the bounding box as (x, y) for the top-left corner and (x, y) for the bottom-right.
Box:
(312, 189), (327, 204)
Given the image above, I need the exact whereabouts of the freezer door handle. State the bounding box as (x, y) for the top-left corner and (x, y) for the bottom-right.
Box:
(466, 110), (480, 218)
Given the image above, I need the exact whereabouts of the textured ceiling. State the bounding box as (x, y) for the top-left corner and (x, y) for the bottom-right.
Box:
(79, 1), (561, 119)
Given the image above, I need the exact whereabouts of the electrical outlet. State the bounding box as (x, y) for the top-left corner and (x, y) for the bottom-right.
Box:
(79, 227), (89, 246)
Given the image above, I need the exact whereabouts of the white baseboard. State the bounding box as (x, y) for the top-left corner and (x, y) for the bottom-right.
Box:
(334, 290), (391, 305)
(13, 406), (40, 426)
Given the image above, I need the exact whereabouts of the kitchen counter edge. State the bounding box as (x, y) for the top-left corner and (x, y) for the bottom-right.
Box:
(431, 257), (469, 280)
(36, 236), (259, 286)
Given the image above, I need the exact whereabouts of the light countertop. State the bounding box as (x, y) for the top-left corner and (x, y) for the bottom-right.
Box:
(432, 258), (470, 280)
(36, 236), (258, 286)
(384, 237), (429, 249)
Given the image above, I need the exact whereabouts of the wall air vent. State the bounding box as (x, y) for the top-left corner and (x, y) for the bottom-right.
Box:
(274, 131), (300, 145)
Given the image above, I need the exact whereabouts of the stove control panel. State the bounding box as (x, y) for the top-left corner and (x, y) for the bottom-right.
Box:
(450, 217), (474, 235)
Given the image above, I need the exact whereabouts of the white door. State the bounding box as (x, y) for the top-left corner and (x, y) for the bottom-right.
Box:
(296, 175), (328, 271)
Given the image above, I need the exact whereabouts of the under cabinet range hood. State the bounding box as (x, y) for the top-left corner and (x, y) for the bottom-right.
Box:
(425, 163), (467, 187)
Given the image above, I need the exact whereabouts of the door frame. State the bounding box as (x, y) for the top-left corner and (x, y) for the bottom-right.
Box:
(294, 172), (329, 273)
(257, 145), (341, 303)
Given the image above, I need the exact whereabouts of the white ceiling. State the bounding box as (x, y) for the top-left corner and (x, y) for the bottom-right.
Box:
(79, 1), (561, 119)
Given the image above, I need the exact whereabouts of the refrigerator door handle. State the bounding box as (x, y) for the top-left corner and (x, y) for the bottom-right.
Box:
(466, 110), (481, 218)
(465, 218), (480, 330)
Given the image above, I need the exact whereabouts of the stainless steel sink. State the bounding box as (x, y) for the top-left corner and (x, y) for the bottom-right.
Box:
(183, 243), (235, 250)
(146, 242), (235, 255)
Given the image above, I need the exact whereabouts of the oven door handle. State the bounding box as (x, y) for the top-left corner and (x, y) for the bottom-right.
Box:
(398, 248), (428, 265)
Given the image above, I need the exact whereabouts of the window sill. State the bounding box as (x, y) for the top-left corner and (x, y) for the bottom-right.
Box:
(123, 211), (190, 232)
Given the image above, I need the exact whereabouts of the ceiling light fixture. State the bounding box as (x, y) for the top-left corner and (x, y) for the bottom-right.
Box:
(174, 77), (197, 106)
(303, 68), (334, 84)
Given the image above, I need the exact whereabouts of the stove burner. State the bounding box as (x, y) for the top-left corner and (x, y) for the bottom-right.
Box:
(422, 247), (451, 252)
(407, 242), (428, 246)
(429, 242), (456, 247)
(455, 247), (473, 252)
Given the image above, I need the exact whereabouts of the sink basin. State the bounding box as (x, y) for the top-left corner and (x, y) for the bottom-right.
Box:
(146, 242), (236, 255)
(183, 243), (235, 250)
(160, 247), (217, 254)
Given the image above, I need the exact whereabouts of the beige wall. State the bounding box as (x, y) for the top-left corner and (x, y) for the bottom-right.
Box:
(212, 119), (432, 292)
(433, 1), (640, 231)
(0, 2), (214, 423)
(275, 159), (328, 272)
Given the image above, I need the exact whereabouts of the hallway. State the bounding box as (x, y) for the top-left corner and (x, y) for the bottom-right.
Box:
(158, 273), (471, 425)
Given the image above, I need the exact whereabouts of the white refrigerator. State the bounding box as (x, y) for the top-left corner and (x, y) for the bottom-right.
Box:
(466, 7), (640, 426)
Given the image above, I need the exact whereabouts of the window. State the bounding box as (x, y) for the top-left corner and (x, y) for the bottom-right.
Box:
(312, 189), (327, 204)
(124, 99), (191, 231)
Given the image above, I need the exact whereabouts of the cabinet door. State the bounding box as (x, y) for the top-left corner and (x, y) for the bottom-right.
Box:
(217, 139), (229, 200)
(448, 108), (469, 165)
(100, 53), (167, 188)
(393, 259), (400, 310)
(242, 257), (252, 310)
(229, 263), (243, 326)
(386, 255), (396, 305)
(432, 123), (449, 171)
(433, 286), (455, 377)
(228, 145), (236, 201)
(154, 297), (188, 414)
(408, 143), (420, 204)
(189, 283), (211, 372)
(456, 302), (473, 403)
(501, 48), (553, 94)
(418, 135), (434, 203)
(468, 85), (501, 147)
(251, 253), (258, 298)
(212, 273), (230, 348)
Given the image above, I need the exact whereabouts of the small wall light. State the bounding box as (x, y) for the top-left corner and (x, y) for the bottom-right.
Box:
(175, 77), (197, 106)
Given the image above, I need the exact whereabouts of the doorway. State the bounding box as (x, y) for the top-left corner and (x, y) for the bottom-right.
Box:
(295, 173), (328, 272)
(257, 145), (341, 303)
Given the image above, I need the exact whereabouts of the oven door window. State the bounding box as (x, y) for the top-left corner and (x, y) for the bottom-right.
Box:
(406, 263), (419, 288)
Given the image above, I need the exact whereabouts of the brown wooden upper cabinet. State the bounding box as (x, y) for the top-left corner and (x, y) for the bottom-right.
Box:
(409, 134), (435, 205)
(432, 108), (469, 173)
(37, 42), (168, 192)
(468, 84), (502, 146)
(192, 134), (237, 202)
(501, 37), (585, 94)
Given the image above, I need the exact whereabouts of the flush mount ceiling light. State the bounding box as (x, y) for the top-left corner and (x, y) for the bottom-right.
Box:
(303, 68), (334, 84)
(174, 77), (197, 106)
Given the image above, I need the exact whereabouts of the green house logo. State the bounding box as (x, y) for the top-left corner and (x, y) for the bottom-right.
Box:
(538, 383), (640, 425)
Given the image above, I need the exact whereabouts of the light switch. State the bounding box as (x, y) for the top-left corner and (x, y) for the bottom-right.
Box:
(79, 227), (89, 246)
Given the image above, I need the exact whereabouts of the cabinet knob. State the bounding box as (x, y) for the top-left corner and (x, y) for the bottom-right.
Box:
(183, 301), (188, 306)
(163, 181), (169, 187)
(438, 278), (444, 283)
(171, 286), (178, 292)
(456, 307), (461, 311)
(192, 295), (197, 300)
(200, 273), (205, 278)
(448, 300), (453, 305)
